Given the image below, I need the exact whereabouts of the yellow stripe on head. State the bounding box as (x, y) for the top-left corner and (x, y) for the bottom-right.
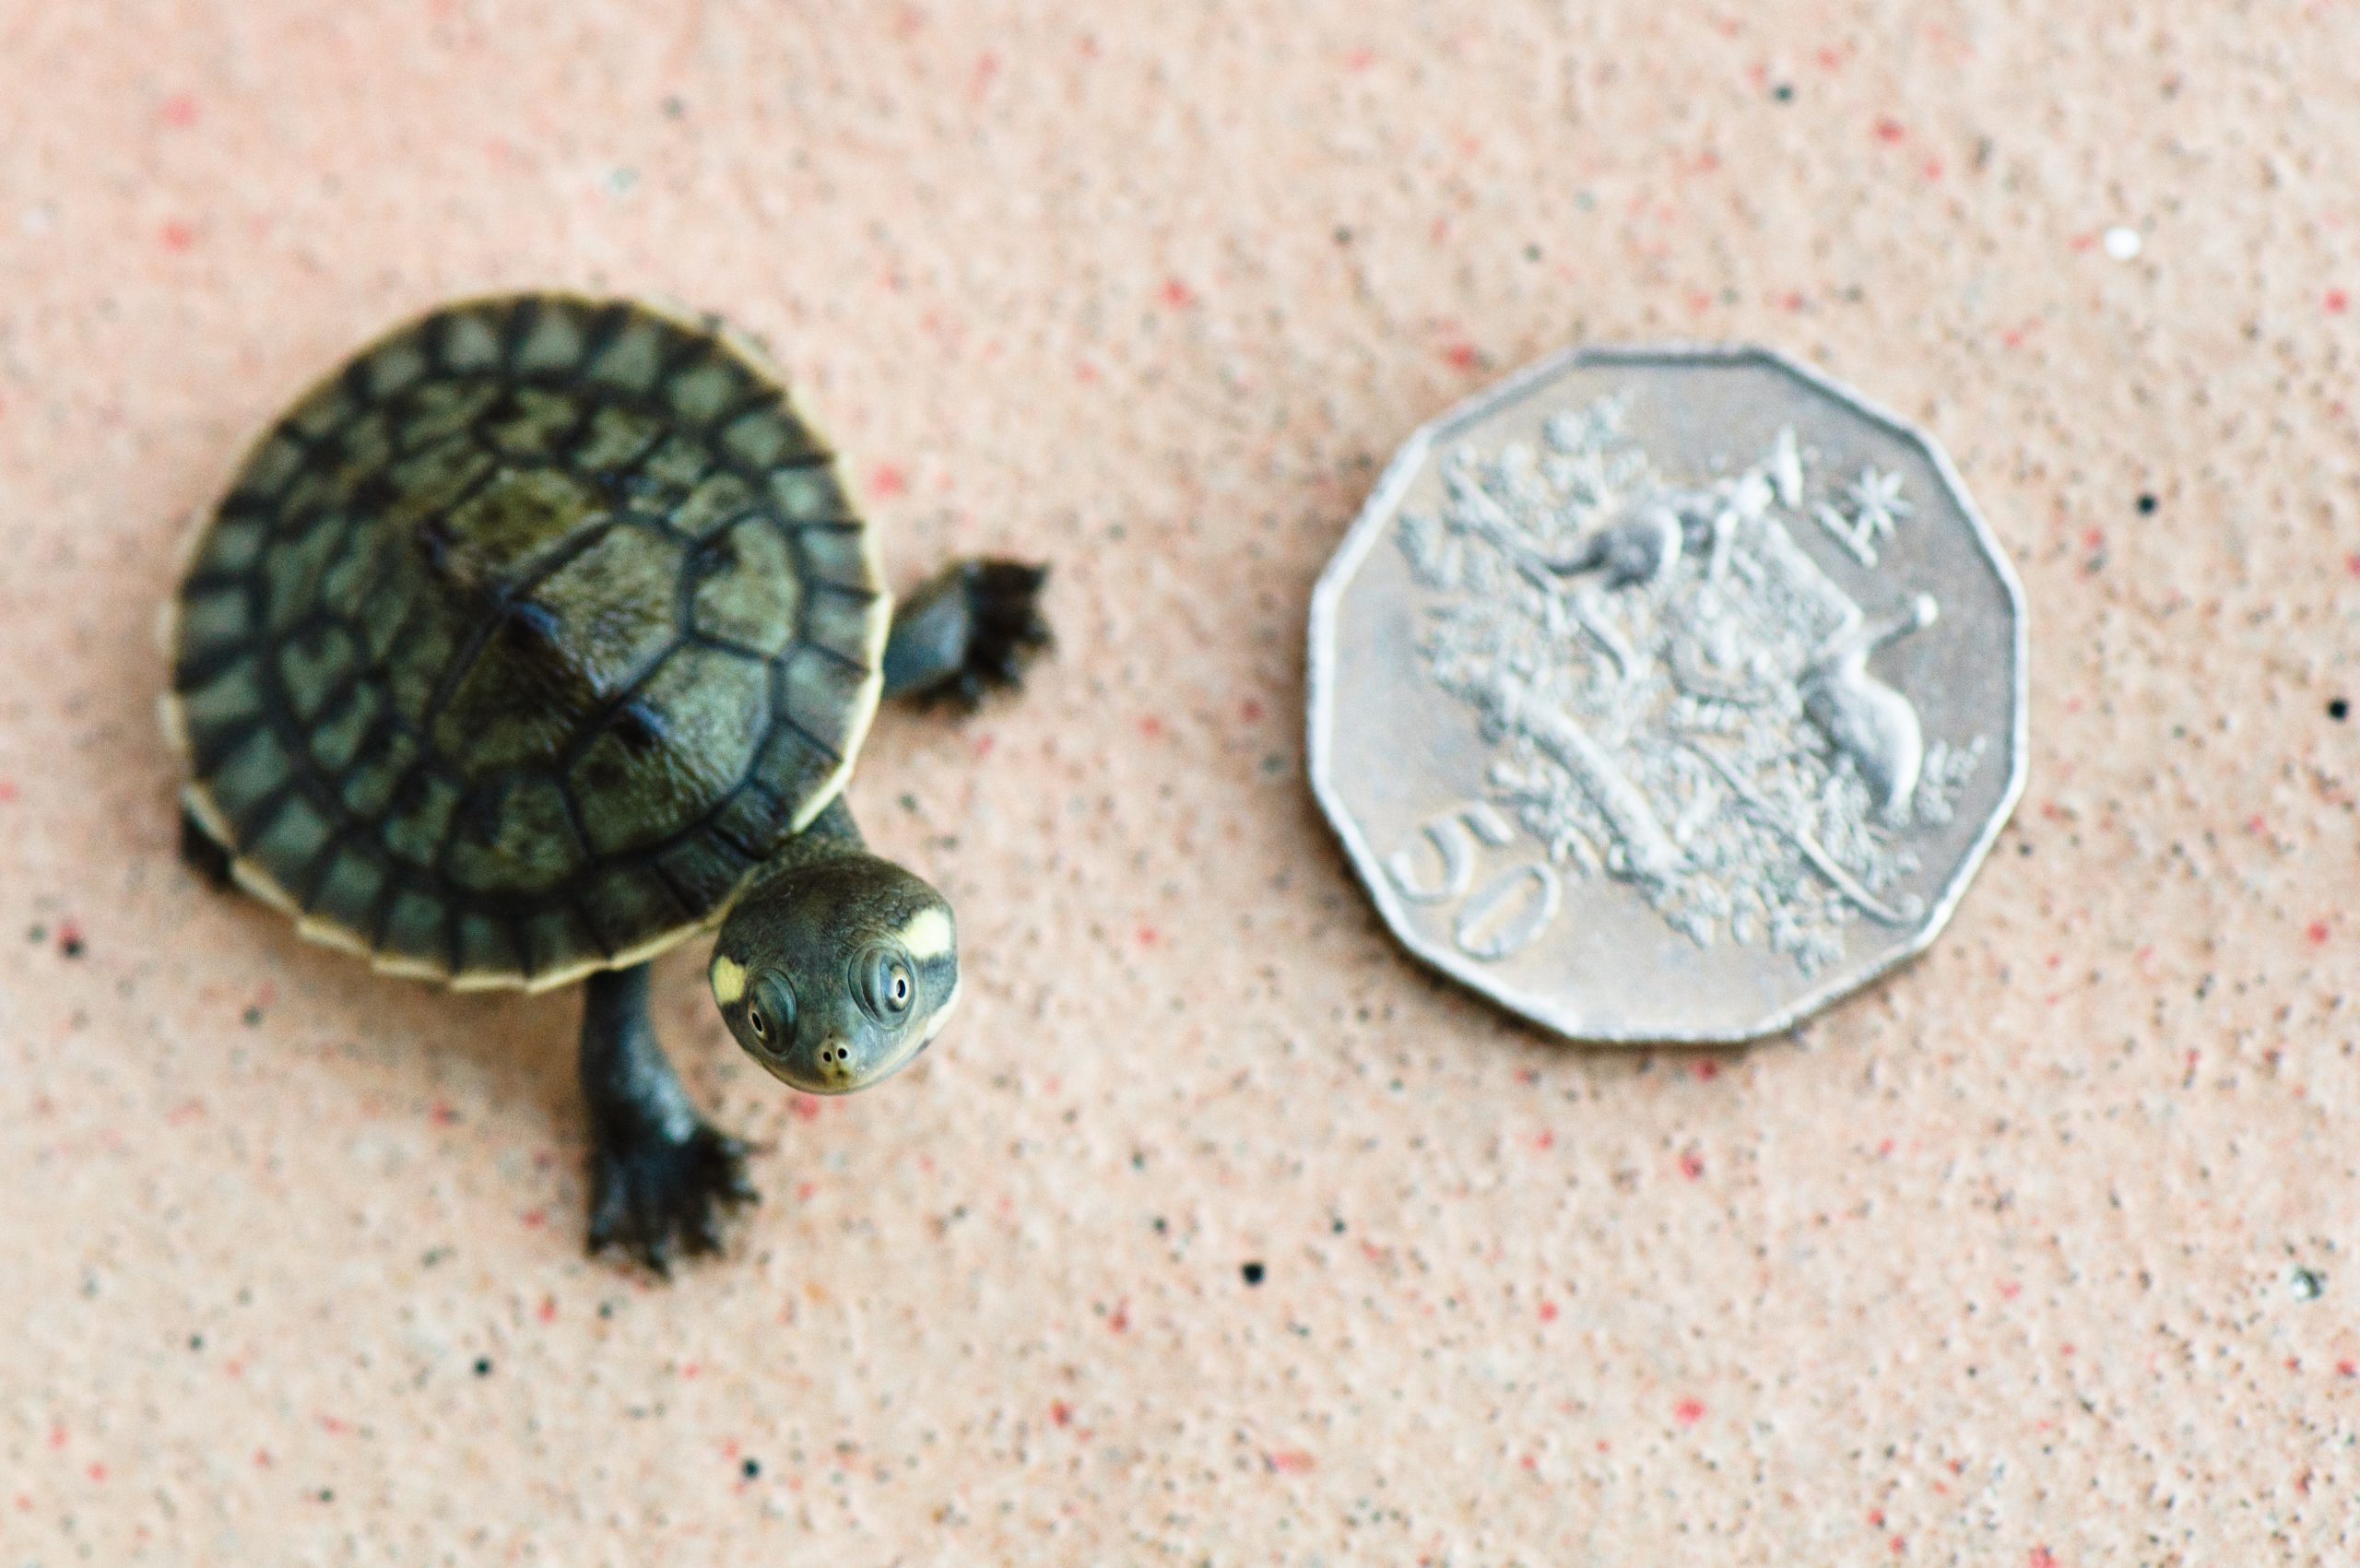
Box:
(709, 953), (748, 1006)
(900, 906), (955, 961)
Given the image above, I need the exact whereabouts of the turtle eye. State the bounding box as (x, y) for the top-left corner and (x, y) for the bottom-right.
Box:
(744, 973), (795, 1048)
(860, 949), (914, 1019)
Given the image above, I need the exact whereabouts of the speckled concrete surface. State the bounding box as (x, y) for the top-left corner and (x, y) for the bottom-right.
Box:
(3, 2), (2356, 1562)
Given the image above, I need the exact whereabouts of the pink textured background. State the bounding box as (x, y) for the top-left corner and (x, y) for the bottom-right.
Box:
(4, 2), (2356, 1561)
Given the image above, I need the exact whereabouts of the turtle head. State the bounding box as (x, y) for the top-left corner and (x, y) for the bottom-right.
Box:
(708, 855), (961, 1095)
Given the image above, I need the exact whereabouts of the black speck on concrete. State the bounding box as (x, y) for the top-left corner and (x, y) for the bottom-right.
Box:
(741, 1457), (761, 1479)
(474, 1357), (493, 1377)
(1242, 1261), (1266, 1286)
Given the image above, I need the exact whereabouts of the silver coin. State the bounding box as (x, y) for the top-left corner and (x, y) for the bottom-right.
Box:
(1307, 345), (2026, 1043)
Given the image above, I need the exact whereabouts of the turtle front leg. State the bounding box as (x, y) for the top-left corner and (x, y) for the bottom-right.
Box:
(881, 560), (1051, 706)
(579, 963), (757, 1275)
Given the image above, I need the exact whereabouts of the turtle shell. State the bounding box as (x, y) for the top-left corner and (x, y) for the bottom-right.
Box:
(162, 293), (890, 991)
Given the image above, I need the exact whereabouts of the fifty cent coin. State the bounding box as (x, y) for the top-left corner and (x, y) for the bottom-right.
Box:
(1307, 345), (2027, 1043)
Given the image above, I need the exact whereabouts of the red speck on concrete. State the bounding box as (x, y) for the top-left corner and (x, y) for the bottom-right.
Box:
(1344, 47), (1375, 71)
(2337, 1360), (2355, 1376)
(1532, 1129), (1554, 1150)
(2028, 1550), (2058, 1568)
(522, 1208), (547, 1229)
(1075, 360), (1099, 383)
(1108, 1299), (1129, 1332)
(159, 219), (196, 252)
(1678, 1150), (1706, 1181)
(430, 1102), (459, 1126)
(1240, 698), (1266, 724)
(867, 463), (907, 499)
(2329, 289), (2350, 315)
(1138, 714), (1164, 739)
(46, 1425), (65, 1450)
(1890, 1537), (1906, 1556)
(1050, 1400), (1073, 1426)
(0, 780), (17, 802)
(1673, 1397), (1705, 1426)
(85, 1465), (106, 1484)
(1691, 1058), (1721, 1081)
(1539, 1300), (1559, 1323)
(1874, 118), (1906, 144)
(1161, 277), (1196, 309)
(792, 1095), (821, 1122)
(537, 1296), (558, 1324)
(1922, 158), (1944, 181)
(1998, 1279), (2022, 1300)
(159, 93), (199, 127)
(1443, 342), (1480, 371)
(253, 1448), (271, 1468)
(1268, 1449), (1316, 1473)
(679, 1362), (701, 1380)
(2307, 919), (2330, 945)
(2082, 527), (2105, 552)
(2345, 553), (2360, 579)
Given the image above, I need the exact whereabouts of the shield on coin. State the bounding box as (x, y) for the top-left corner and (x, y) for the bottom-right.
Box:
(1307, 346), (2026, 1043)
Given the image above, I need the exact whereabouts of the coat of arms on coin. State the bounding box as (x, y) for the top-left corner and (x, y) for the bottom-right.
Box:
(1308, 347), (2025, 1043)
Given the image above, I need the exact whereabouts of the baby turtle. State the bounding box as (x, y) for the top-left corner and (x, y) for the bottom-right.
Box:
(161, 293), (1048, 1271)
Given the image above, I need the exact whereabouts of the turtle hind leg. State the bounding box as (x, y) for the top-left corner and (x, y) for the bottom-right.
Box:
(579, 963), (758, 1276)
(179, 806), (236, 890)
(880, 559), (1052, 707)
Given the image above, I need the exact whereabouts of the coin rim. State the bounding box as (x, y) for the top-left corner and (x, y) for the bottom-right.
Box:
(1306, 342), (2031, 1044)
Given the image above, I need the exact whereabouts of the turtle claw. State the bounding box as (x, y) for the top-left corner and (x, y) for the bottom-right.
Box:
(585, 1119), (759, 1275)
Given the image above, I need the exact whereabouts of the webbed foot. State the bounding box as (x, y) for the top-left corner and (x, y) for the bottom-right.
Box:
(585, 1116), (759, 1277)
(881, 559), (1052, 706)
(579, 962), (760, 1277)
